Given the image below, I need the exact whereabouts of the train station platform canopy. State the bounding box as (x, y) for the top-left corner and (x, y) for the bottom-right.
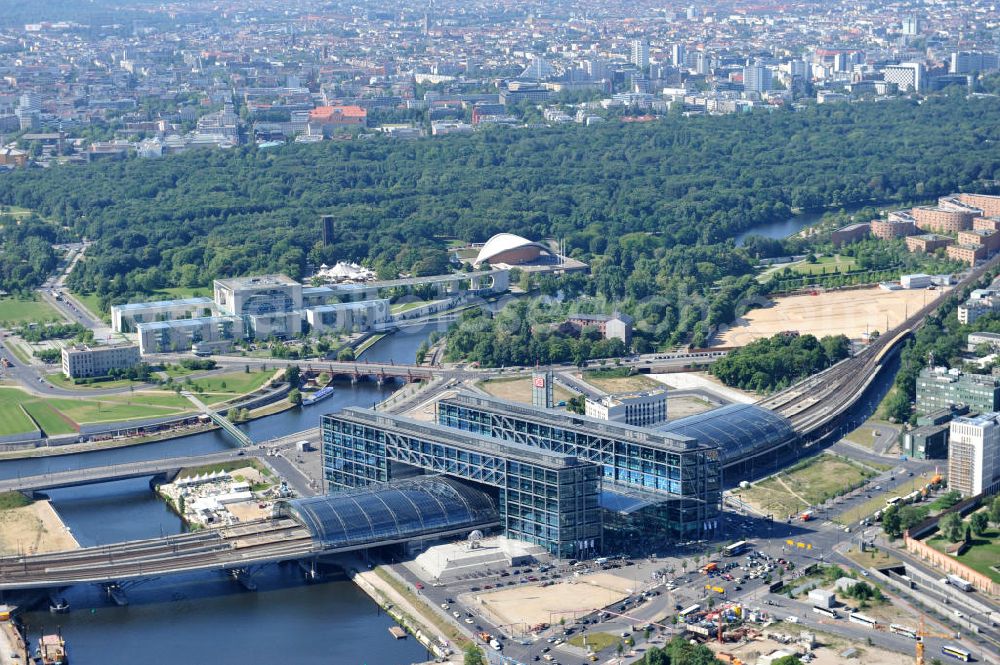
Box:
(655, 404), (796, 467)
(280, 477), (499, 551)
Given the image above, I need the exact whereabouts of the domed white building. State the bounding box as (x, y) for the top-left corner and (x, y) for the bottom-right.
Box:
(474, 233), (554, 267)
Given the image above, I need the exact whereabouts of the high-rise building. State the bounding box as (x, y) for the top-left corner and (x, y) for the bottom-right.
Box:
(883, 62), (924, 92)
(743, 62), (772, 93)
(948, 413), (1000, 497)
(902, 16), (922, 36)
(671, 44), (686, 67)
(631, 39), (649, 69)
(950, 51), (1000, 74)
(582, 57), (609, 81)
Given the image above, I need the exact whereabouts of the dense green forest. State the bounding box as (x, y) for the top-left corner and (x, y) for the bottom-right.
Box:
(709, 333), (851, 393)
(2, 95), (1000, 354)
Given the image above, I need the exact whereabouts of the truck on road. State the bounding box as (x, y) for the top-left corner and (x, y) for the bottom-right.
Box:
(946, 575), (973, 592)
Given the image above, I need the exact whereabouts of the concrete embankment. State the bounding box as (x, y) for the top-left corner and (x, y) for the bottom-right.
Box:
(347, 561), (463, 664)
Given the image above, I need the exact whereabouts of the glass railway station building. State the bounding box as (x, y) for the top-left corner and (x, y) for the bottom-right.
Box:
(321, 391), (797, 558)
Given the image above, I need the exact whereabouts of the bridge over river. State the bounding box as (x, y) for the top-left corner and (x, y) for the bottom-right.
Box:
(0, 477), (498, 592)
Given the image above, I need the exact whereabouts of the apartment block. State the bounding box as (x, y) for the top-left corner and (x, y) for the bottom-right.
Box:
(905, 234), (952, 254)
(830, 222), (870, 247)
(871, 213), (917, 239)
(912, 206), (976, 233)
(61, 343), (141, 379)
(958, 228), (1000, 253)
(948, 413), (1000, 497)
(957, 193), (1000, 217)
(973, 216), (1000, 232)
(947, 243), (987, 266)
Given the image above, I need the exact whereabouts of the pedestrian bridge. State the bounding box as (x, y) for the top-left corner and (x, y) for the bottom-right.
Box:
(0, 477), (498, 591)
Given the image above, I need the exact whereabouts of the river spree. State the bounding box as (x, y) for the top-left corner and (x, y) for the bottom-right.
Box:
(11, 329), (435, 665)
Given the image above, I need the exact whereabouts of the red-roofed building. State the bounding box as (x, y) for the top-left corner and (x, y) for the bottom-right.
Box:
(308, 105), (367, 132)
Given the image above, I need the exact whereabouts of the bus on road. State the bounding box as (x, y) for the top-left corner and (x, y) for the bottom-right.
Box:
(723, 540), (751, 557)
(941, 645), (972, 661)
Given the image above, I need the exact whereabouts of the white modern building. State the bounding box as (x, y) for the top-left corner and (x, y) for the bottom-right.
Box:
(585, 389), (668, 427)
(883, 63), (924, 92)
(136, 315), (245, 355)
(61, 343), (141, 379)
(112, 297), (215, 333)
(948, 413), (1000, 497)
(967, 331), (1000, 353)
(743, 62), (772, 93)
(305, 299), (390, 334)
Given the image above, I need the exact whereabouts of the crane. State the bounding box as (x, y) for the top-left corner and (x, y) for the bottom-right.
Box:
(915, 615), (956, 665)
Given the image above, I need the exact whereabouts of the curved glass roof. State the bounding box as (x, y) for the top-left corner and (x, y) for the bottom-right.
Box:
(475, 233), (550, 265)
(281, 477), (498, 550)
(656, 404), (796, 466)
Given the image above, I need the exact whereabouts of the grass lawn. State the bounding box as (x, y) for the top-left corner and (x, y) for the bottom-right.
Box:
(478, 376), (574, 405)
(734, 454), (876, 519)
(927, 525), (1000, 583)
(0, 400), (38, 436)
(581, 369), (660, 394)
(0, 205), (39, 221)
(790, 255), (858, 276)
(390, 300), (433, 314)
(45, 372), (143, 391)
(568, 632), (621, 653)
(41, 397), (183, 425)
(843, 545), (900, 569)
(186, 371), (272, 395)
(19, 400), (77, 436)
(71, 292), (105, 319)
(0, 297), (63, 327)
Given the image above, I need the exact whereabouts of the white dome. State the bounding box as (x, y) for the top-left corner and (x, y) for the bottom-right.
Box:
(475, 233), (550, 266)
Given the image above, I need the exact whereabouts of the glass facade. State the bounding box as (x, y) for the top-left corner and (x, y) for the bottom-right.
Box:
(321, 409), (602, 557)
(435, 393), (721, 541)
(280, 477), (499, 550)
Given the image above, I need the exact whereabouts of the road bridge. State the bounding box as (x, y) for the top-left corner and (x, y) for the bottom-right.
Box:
(0, 451), (246, 494)
(0, 477), (498, 592)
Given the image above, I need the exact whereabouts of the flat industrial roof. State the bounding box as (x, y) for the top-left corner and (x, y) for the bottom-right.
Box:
(322, 269), (504, 292)
(135, 315), (240, 331)
(308, 299), (388, 312)
(214, 274), (298, 290)
(112, 297), (213, 312)
(440, 391), (705, 453)
(327, 408), (591, 470)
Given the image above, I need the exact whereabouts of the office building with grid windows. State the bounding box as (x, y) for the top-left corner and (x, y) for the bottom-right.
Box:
(321, 408), (602, 558)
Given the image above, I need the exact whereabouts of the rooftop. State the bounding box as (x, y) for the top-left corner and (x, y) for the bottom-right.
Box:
(135, 315), (241, 332)
(329, 407), (592, 469)
(655, 403), (796, 465)
(112, 296), (213, 312)
(440, 391), (705, 453)
(214, 274), (299, 290)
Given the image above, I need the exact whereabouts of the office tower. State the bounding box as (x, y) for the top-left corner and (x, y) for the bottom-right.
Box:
(948, 413), (1000, 497)
(671, 43), (686, 67)
(743, 61), (772, 93)
(631, 39), (649, 69)
(902, 16), (921, 36)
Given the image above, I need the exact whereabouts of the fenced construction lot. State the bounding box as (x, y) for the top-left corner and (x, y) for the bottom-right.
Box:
(718, 287), (946, 346)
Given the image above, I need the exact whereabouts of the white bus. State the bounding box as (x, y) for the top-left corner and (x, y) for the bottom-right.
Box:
(678, 605), (701, 619)
(941, 645), (972, 661)
(723, 540), (751, 557)
(848, 612), (877, 629)
(889, 624), (918, 639)
(812, 606), (838, 619)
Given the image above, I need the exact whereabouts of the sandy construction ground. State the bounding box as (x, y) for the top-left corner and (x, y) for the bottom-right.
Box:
(0, 501), (79, 555)
(717, 287), (948, 346)
(469, 573), (631, 628)
(709, 636), (913, 665)
(649, 372), (758, 404)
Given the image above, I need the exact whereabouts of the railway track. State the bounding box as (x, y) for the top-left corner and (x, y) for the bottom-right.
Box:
(763, 250), (1000, 438)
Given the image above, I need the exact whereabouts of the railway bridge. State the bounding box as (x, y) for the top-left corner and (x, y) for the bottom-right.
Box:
(0, 477), (498, 592)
